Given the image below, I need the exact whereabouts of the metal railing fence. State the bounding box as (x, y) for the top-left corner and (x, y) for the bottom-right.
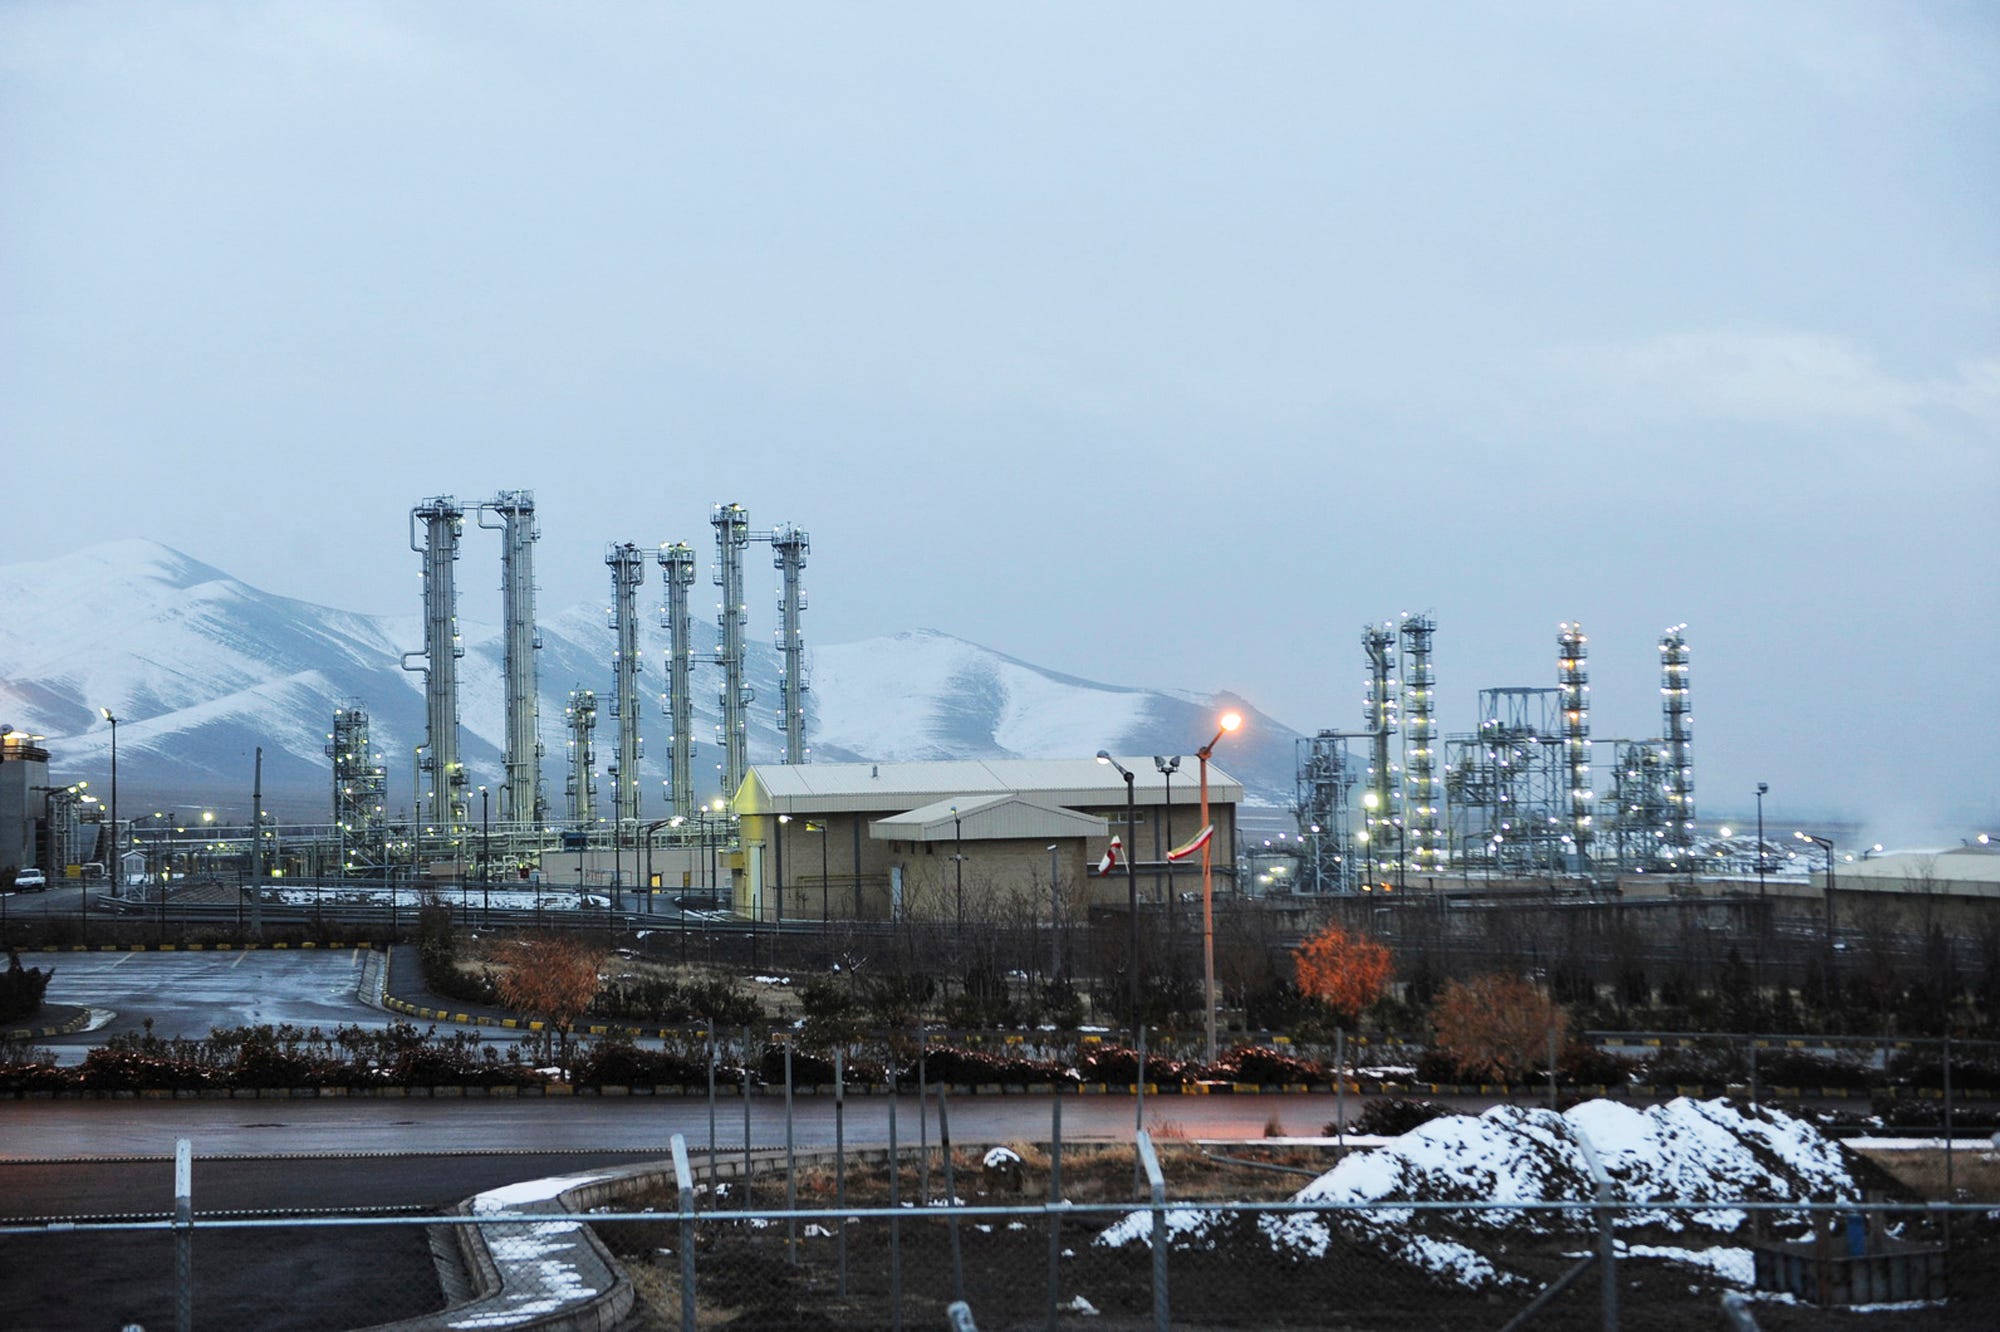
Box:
(2, 1192), (1982, 1330)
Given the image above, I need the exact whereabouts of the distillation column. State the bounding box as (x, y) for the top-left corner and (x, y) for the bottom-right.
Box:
(1399, 613), (1442, 873)
(480, 491), (544, 827)
(565, 688), (597, 826)
(657, 542), (697, 820)
(1361, 623), (1400, 885)
(771, 524), (811, 764)
(606, 543), (646, 826)
(402, 497), (466, 830)
(326, 704), (387, 873)
(712, 503), (753, 800)
(1659, 624), (1696, 868)
(1557, 622), (1594, 868)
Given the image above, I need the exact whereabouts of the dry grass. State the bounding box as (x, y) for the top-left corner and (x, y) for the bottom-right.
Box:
(1854, 1147), (2000, 1203)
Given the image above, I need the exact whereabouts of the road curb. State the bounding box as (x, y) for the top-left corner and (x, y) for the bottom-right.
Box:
(0, 1005), (92, 1041)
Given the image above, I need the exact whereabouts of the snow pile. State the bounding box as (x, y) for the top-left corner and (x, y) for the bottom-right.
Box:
(1097, 1098), (1854, 1290)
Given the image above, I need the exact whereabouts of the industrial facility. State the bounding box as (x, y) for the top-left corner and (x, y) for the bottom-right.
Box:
(1296, 615), (1710, 892)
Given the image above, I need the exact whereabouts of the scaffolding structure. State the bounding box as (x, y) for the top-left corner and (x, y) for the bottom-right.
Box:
(1600, 739), (1675, 870)
(712, 503), (753, 801)
(1399, 613), (1443, 872)
(772, 524), (811, 764)
(1557, 621), (1593, 869)
(564, 688), (597, 827)
(656, 541), (698, 820)
(606, 543), (646, 826)
(1659, 624), (1696, 869)
(478, 490), (544, 827)
(1360, 624), (1400, 885)
(1444, 686), (1566, 873)
(402, 497), (466, 830)
(326, 705), (387, 874)
(1294, 731), (1361, 894)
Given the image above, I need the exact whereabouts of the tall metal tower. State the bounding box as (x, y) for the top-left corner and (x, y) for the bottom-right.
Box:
(1445, 686), (1566, 873)
(1557, 622), (1593, 868)
(1361, 623), (1400, 885)
(402, 497), (466, 830)
(1295, 732), (1359, 894)
(1601, 739), (1674, 869)
(656, 542), (698, 820)
(479, 490), (544, 827)
(712, 503), (753, 800)
(326, 704), (386, 874)
(606, 543), (646, 826)
(771, 524), (811, 764)
(1399, 613), (1442, 873)
(1659, 624), (1696, 868)
(565, 688), (597, 826)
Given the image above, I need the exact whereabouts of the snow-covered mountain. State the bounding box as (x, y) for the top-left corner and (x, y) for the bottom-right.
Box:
(0, 541), (1302, 817)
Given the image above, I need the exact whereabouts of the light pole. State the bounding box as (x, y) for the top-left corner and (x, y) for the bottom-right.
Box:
(1047, 842), (1061, 980)
(1096, 752), (1141, 1037)
(950, 804), (965, 943)
(775, 813), (789, 934)
(1197, 711), (1242, 1064)
(99, 708), (118, 903)
(809, 820), (830, 929)
(1153, 756), (1180, 929)
(1755, 783), (1769, 899)
(1796, 830), (1836, 952)
(479, 786), (490, 926)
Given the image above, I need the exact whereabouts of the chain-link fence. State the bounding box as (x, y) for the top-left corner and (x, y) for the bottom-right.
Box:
(4, 1125), (1991, 1331)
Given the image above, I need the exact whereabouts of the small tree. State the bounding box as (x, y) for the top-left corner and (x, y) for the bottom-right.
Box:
(1430, 972), (1565, 1083)
(494, 936), (604, 1070)
(1292, 922), (1393, 1023)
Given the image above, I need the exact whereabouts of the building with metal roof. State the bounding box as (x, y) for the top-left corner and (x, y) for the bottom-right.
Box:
(730, 758), (1243, 924)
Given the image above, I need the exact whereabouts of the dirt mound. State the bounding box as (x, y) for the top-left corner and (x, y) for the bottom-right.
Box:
(1099, 1097), (1857, 1289)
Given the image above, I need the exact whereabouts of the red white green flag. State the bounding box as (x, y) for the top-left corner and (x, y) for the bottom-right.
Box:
(1166, 824), (1214, 862)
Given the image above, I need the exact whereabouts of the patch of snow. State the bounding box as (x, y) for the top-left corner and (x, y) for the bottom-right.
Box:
(1097, 1098), (1853, 1292)
(1063, 1294), (1099, 1316)
(984, 1146), (1023, 1169)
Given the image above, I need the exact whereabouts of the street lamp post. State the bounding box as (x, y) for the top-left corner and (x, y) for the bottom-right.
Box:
(480, 786), (490, 927)
(99, 708), (118, 911)
(1197, 711), (1242, 1064)
(1096, 753), (1141, 1037)
(775, 814), (789, 943)
(1796, 830), (1837, 952)
(810, 820), (830, 930)
(1154, 757), (1180, 942)
(1755, 783), (1769, 899)
(950, 805), (965, 943)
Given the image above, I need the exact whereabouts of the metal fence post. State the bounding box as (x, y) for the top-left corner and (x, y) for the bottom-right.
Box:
(918, 1029), (930, 1205)
(1335, 1027), (1346, 1155)
(889, 1086), (903, 1331)
(1046, 1090), (1063, 1329)
(742, 1025), (754, 1209)
(835, 1046), (848, 1297)
(706, 1018), (717, 1196)
(940, 1087), (964, 1304)
(672, 1133), (697, 1332)
(1575, 1126), (1619, 1331)
(173, 1137), (193, 1332)
(1136, 1128), (1169, 1332)
(785, 1038), (797, 1263)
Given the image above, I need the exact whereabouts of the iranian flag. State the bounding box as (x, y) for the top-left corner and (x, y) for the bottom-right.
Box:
(1095, 836), (1123, 875)
(1166, 824), (1214, 862)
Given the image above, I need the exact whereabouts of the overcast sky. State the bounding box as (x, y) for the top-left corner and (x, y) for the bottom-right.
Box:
(3, 3), (1995, 842)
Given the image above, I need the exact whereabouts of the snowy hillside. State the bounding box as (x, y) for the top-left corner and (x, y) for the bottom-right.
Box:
(0, 541), (1301, 814)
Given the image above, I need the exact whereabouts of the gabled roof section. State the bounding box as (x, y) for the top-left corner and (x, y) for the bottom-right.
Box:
(735, 756), (1243, 816)
(870, 793), (1111, 843)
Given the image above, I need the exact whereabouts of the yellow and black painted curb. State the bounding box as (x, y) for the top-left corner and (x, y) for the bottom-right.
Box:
(1, 1007), (94, 1041)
